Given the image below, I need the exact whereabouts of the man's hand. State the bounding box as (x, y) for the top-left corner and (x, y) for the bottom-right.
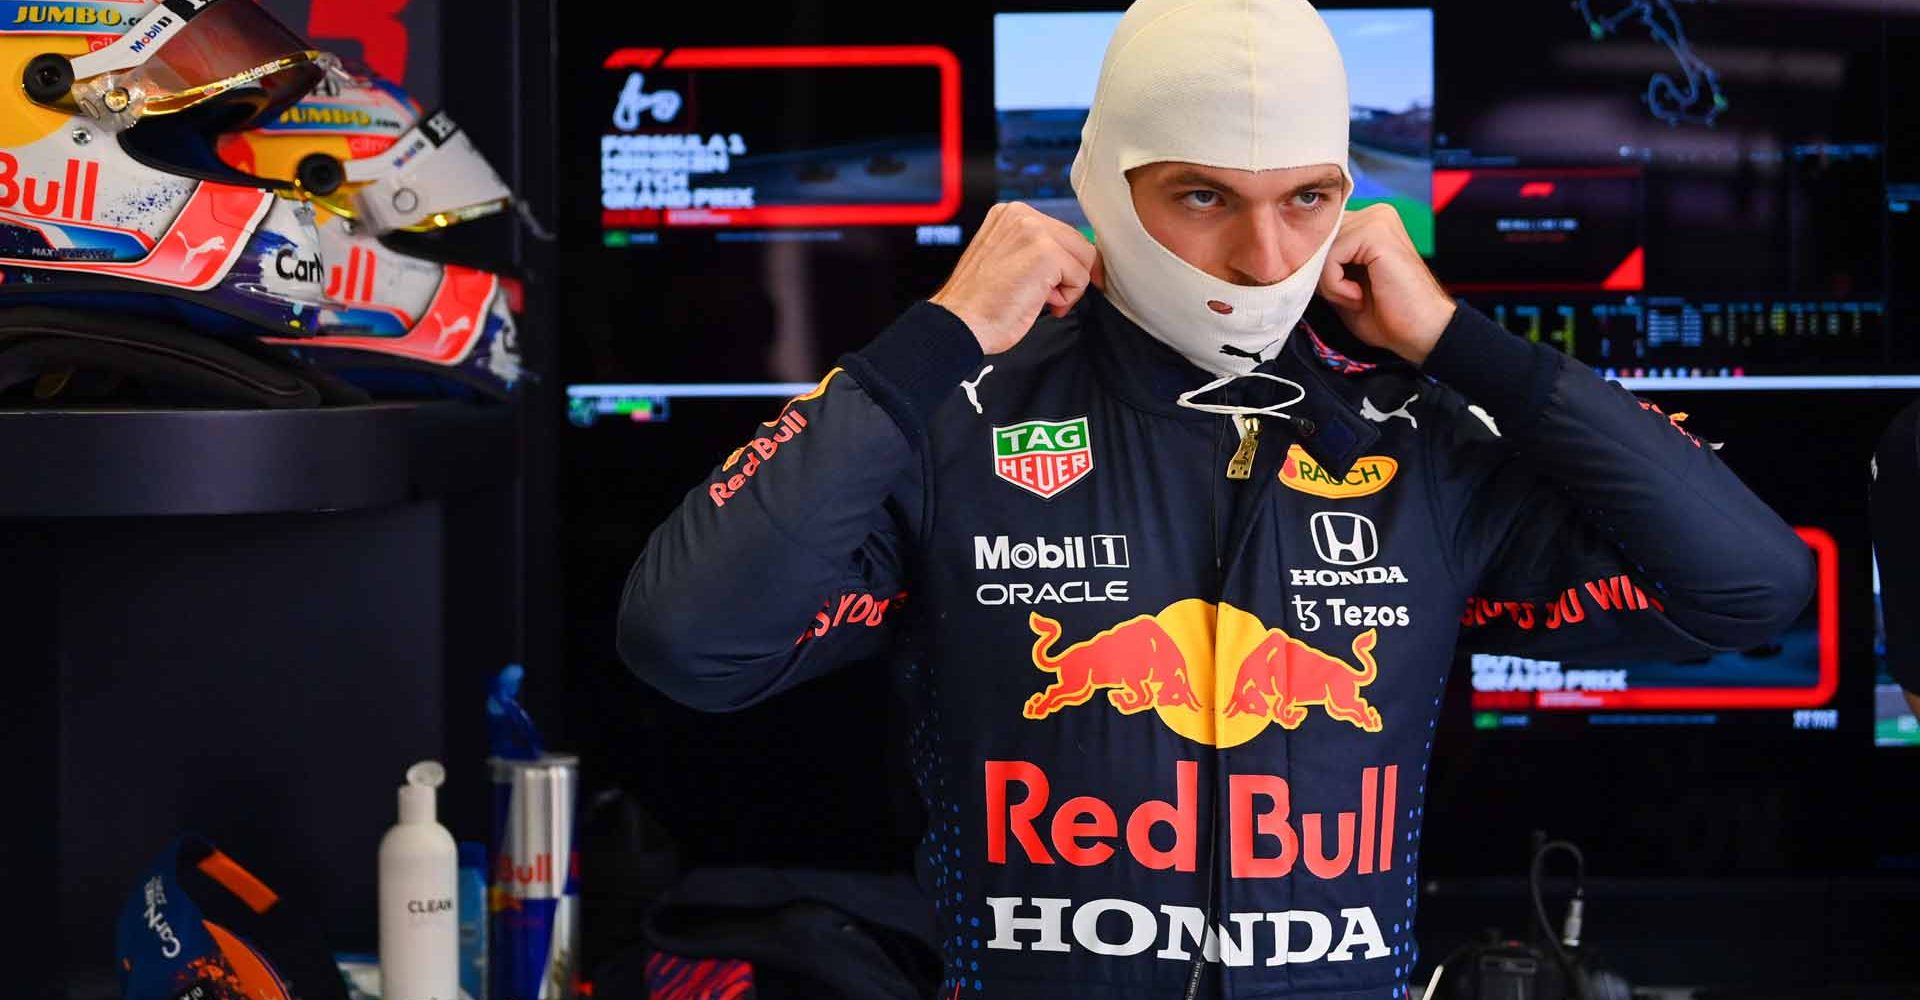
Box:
(1317, 203), (1456, 366)
(931, 202), (1103, 355)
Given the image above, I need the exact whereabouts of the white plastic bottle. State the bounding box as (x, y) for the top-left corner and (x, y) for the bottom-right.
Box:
(379, 760), (459, 1000)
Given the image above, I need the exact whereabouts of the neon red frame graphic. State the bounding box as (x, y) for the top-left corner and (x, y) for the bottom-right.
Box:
(1435, 166), (1645, 293)
(1522, 525), (1839, 711)
(600, 45), (962, 228)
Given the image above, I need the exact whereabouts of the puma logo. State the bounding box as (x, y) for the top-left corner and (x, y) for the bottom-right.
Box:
(429, 313), (474, 349)
(960, 364), (993, 415)
(1468, 403), (1499, 437)
(1218, 340), (1281, 364)
(1361, 393), (1418, 428)
(173, 232), (227, 274)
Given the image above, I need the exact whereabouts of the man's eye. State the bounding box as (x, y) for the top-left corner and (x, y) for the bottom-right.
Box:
(1298, 191), (1324, 207)
(1180, 190), (1220, 208)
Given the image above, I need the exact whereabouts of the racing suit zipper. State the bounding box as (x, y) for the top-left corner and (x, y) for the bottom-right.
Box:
(1225, 415), (1261, 480)
(1189, 412), (1258, 1000)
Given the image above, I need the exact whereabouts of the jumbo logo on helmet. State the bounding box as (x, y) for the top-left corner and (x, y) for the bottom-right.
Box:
(277, 107), (376, 128)
(8, 4), (125, 26)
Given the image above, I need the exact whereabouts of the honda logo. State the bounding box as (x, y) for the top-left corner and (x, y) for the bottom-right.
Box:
(1309, 512), (1377, 567)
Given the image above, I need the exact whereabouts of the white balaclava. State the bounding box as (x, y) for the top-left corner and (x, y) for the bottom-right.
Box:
(1072, 0), (1352, 378)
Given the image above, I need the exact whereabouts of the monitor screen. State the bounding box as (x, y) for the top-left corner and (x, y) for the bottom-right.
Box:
(1873, 550), (1920, 747)
(1433, 0), (1920, 387)
(561, 33), (971, 415)
(563, 2), (1920, 411)
(1466, 527), (1841, 731)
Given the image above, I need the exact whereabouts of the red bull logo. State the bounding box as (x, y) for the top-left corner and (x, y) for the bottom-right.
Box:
(1224, 628), (1381, 732)
(986, 759), (1399, 878)
(1024, 613), (1199, 718)
(982, 759), (1402, 966)
(706, 370), (837, 508)
(0, 154), (100, 223)
(1023, 600), (1386, 747)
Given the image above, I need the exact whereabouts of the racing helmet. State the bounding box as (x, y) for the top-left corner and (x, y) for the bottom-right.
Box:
(217, 58), (524, 399)
(222, 55), (512, 234)
(0, 0), (338, 338)
(116, 834), (350, 1000)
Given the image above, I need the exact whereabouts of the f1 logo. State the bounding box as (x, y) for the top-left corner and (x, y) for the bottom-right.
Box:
(1309, 511), (1377, 567)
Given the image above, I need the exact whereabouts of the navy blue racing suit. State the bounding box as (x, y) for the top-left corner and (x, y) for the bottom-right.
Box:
(618, 289), (1812, 1000)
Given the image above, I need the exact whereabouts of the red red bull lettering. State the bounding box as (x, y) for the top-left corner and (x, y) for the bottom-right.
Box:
(326, 244), (380, 304)
(985, 759), (1399, 880)
(0, 154), (100, 223)
(708, 408), (809, 508)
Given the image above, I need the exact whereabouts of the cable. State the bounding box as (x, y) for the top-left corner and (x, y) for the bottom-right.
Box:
(1528, 838), (1588, 1000)
(1419, 940), (1475, 999)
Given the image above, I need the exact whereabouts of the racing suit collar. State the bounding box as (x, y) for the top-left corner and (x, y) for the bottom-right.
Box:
(1084, 284), (1382, 480)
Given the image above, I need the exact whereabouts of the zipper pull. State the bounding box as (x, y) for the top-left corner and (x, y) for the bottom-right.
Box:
(1225, 415), (1261, 480)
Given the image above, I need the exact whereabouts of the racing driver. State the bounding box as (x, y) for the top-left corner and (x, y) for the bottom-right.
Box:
(618, 1), (1814, 996)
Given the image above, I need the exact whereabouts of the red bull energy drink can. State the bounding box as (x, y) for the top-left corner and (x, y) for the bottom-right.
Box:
(488, 754), (579, 999)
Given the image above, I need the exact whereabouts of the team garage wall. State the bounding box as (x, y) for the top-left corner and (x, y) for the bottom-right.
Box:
(258, 0), (440, 106)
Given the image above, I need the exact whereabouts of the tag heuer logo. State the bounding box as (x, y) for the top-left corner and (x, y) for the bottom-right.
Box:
(993, 417), (1092, 499)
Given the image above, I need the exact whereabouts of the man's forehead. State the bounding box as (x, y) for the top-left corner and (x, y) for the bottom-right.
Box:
(1143, 161), (1344, 189)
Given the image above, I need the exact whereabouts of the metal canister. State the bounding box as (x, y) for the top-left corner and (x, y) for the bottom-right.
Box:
(488, 754), (579, 1000)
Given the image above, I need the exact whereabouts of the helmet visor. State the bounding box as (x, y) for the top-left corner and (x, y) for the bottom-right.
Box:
(61, 0), (326, 130)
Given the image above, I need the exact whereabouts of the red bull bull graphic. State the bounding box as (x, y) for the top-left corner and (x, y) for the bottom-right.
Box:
(1224, 628), (1382, 733)
(1023, 600), (1388, 747)
(1024, 612), (1199, 718)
